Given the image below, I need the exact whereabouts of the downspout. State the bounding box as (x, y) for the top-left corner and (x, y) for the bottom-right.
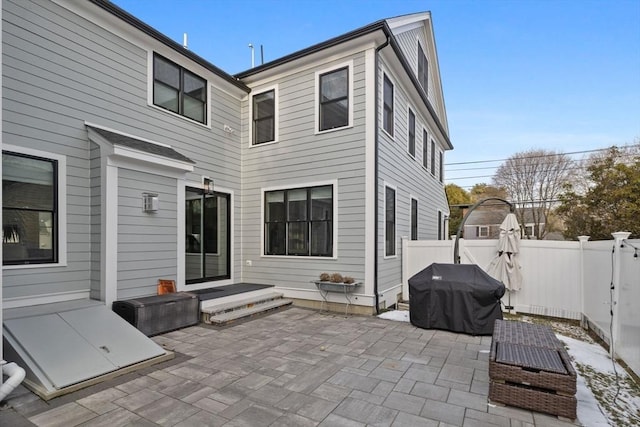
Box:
(373, 34), (390, 314)
(0, 361), (26, 402)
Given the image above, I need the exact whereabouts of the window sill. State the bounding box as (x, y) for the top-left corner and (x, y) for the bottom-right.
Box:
(148, 103), (211, 130)
(3, 262), (67, 270)
(261, 254), (338, 260)
(249, 140), (278, 148)
(315, 124), (353, 135)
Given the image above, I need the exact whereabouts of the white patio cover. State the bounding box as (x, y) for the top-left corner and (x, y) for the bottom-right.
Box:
(487, 213), (523, 291)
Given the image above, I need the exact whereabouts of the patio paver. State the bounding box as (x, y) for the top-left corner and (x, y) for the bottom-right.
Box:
(1, 307), (580, 426)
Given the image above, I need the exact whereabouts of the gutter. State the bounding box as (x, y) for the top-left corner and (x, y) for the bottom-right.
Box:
(374, 35), (391, 315)
(88, 0), (250, 93)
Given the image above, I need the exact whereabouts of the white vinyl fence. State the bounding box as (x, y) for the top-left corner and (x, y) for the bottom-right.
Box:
(401, 234), (640, 376)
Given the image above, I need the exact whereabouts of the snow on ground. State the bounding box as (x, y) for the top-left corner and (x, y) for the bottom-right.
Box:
(379, 310), (640, 426)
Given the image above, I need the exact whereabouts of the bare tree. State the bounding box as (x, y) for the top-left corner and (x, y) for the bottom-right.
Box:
(493, 149), (574, 239)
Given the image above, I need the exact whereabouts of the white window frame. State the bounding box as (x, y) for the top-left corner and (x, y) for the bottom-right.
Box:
(410, 195), (418, 241)
(422, 128), (429, 171)
(408, 108), (416, 158)
(260, 179), (339, 259)
(147, 51), (211, 129)
(382, 73), (394, 138)
(314, 60), (354, 134)
(478, 226), (489, 238)
(384, 182), (397, 258)
(3, 144), (67, 269)
(249, 84), (279, 147)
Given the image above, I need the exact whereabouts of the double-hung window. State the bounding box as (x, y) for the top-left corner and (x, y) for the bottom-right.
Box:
(408, 109), (416, 157)
(383, 75), (394, 136)
(411, 198), (418, 241)
(422, 129), (429, 169)
(265, 185), (333, 257)
(319, 67), (349, 131)
(418, 42), (428, 92)
(430, 139), (436, 175)
(153, 54), (207, 124)
(439, 151), (444, 182)
(252, 89), (275, 144)
(3, 151), (57, 265)
(385, 185), (396, 256)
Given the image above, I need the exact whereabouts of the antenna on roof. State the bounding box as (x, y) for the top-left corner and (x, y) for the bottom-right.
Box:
(183, 33), (188, 49)
(248, 43), (255, 68)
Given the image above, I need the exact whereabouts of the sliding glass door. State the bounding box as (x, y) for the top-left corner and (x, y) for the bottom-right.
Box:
(185, 187), (230, 283)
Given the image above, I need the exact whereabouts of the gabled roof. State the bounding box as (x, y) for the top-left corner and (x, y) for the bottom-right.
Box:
(88, 0), (249, 93)
(235, 14), (452, 149)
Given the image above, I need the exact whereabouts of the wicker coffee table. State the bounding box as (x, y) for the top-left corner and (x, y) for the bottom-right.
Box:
(489, 319), (577, 419)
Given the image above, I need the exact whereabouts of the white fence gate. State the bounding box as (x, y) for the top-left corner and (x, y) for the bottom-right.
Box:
(401, 234), (640, 377)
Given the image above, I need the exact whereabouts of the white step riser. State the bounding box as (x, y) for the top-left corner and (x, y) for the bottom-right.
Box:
(202, 299), (292, 325)
(200, 292), (285, 316)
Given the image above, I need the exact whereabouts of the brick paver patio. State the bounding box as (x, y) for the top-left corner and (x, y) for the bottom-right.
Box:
(0, 307), (579, 426)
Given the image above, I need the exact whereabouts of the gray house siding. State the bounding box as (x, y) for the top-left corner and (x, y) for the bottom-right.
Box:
(2, 0), (245, 304)
(240, 54), (368, 293)
(117, 169), (177, 299)
(376, 54), (449, 300)
(90, 143), (102, 300)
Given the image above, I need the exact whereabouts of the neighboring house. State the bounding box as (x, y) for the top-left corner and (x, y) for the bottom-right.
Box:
(462, 206), (548, 240)
(1, 0), (451, 324)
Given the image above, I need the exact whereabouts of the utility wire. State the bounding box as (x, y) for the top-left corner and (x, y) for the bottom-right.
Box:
(445, 143), (640, 166)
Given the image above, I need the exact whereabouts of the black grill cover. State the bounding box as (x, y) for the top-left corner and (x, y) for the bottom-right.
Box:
(409, 263), (505, 335)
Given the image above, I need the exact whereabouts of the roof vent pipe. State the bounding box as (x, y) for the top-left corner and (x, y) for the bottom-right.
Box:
(183, 33), (188, 49)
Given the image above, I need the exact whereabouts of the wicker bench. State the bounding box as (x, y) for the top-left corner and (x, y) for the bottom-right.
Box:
(489, 319), (577, 420)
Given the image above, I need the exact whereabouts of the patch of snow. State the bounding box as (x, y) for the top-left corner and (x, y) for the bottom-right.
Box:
(378, 310), (409, 322)
(378, 311), (639, 426)
(558, 334), (622, 375)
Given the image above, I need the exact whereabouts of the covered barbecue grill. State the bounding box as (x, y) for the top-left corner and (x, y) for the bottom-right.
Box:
(409, 263), (505, 335)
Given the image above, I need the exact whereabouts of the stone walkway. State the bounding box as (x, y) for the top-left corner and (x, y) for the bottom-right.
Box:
(1, 307), (579, 426)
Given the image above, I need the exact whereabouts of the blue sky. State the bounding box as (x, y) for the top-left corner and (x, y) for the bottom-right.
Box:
(113, 0), (640, 189)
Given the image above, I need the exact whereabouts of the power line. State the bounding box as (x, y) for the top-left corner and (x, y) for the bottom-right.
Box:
(444, 144), (640, 167)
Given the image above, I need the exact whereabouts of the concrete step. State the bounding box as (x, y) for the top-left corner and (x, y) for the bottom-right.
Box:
(201, 292), (292, 325)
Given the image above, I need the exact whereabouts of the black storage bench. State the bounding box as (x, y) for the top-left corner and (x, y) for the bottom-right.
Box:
(112, 292), (199, 336)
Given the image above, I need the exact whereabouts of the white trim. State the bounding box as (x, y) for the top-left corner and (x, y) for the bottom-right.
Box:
(364, 47), (376, 297)
(407, 107), (416, 158)
(85, 123), (194, 173)
(103, 163), (118, 307)
(146, 51), (212, 129)
(2, 291), (91, 309)
(260, 179), (339, 259)
(248, 84), (279, 146)
(478, 226), (489, 238)
(383, 182), (397, 259)
(382, 72), (395, 139)
(2, 144), (68, 268)
(177, 180), (235, 291)
(410, 195), (418, 240)
(314, 60), (354, 135)
(421, 127), (429, 171)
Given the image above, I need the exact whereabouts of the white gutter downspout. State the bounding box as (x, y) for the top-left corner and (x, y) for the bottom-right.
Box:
(0, 361), (26, 402)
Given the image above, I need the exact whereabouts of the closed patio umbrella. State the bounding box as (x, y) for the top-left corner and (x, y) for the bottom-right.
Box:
(487, 213), (523, 309)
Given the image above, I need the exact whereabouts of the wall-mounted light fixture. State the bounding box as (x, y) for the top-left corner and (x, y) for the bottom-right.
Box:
(142, 193), (159, 213)
(203, 177), (214, 195)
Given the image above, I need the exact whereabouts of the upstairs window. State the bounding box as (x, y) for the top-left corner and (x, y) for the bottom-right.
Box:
(264, 185), (333, 257)
(439, 151), (444, 182)
(422, 129), (429, 169)
(418, 42), (428, 92)
(319, 67), (349, 131)
(3, 151), (58, 265)
(383, 75), (394, 136)
(252, 89), (275, 144)
(153, 54), (207, 124)
(477, 226), (489, 238)
(430, 139), (436, 175)
(408, 109), (416, 157)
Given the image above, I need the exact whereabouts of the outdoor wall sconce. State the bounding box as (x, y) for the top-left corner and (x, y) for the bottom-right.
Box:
(142, 192), (159, 213)
(203, 177), (215, 195)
